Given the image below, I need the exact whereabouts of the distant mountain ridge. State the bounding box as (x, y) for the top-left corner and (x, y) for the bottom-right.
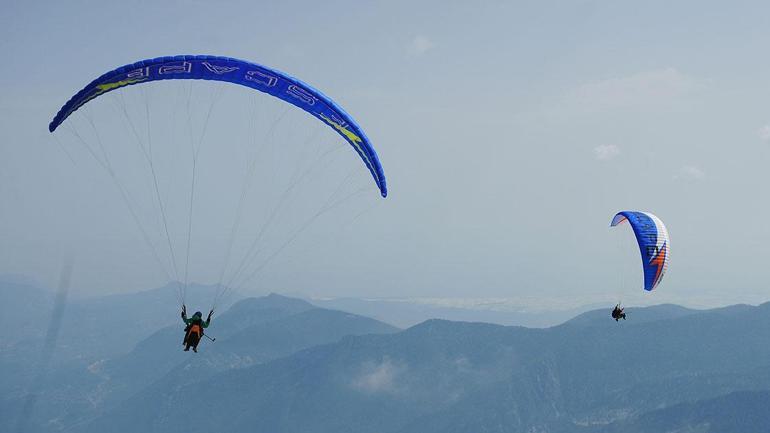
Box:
(562, 303), (698, 326)
(590, 390), (770, 433)
(311, 296), (601, 328)
(5, 278), (770, 433)
(82, 302), (770, 433)
(2, 287), (398, 433)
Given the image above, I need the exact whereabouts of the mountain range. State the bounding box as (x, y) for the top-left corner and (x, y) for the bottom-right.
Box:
(3, 277), (770, 433)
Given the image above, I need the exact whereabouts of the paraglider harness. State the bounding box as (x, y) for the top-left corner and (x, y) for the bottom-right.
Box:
(611, 304), (626, 321)
(182, 306), (213, 351)
(184, 320), (204, 342)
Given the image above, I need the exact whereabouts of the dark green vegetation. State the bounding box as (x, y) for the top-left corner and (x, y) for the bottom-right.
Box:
(4, 278), (770, 433)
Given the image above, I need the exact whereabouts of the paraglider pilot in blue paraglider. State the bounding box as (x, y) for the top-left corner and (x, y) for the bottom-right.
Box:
(181, 305), (212, 352)
(611, 304), (626, 321)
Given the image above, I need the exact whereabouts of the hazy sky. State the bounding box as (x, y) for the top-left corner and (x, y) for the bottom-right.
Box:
(2, 0), (770, 307)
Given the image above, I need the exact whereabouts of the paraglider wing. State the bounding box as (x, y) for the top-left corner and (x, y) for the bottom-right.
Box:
(48, 55), (387, 197)
(610, 211), (669, 291)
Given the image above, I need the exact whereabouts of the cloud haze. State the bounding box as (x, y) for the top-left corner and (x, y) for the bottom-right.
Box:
(675, 165), (706, 182)
(351, 358), (406, 394)
(594, 144), (621, 161)
(406, 35), (435, 57)
(758, 125), (770, 142)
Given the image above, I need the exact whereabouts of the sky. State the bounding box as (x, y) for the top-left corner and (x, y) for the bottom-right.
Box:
(2, 0), (770, 308)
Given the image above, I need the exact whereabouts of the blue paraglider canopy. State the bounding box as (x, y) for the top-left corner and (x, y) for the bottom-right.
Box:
(49, 55), (387, 197)
(610, 211), (670, 291)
